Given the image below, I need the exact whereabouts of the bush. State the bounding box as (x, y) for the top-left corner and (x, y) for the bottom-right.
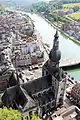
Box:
(24, 113), (41, 120)
(0, 107), (22, 120)
(0, 107), (41, 120)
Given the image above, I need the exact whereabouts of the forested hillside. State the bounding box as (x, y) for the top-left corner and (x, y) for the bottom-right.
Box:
(60, 0), (80, 4)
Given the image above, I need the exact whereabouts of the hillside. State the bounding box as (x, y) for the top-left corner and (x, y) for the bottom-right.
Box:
(60, 0), (80, 4)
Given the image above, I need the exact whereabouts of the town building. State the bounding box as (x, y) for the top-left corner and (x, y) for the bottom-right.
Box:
(56, 9), (74, 15)
(68, 83), (80, 108)
(0, 11), (44, 69)
(51, 105), (80, 120)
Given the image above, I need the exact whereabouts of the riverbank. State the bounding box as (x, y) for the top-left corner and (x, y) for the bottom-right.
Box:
(61, 62), (80, 71)
(41, 14), (80, 46)
(28, 13), (80, 81)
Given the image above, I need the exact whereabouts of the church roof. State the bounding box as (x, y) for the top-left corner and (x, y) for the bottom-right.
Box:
(2, 85), (37, 112)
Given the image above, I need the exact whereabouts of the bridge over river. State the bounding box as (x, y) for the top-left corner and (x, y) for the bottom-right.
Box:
(37, 29), (80, 68)
(60, 58), (80, 67)
(28, 13), (80, 81)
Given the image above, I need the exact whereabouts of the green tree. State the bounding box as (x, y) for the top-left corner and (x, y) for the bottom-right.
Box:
(24, 112), (41, 120)
(59, 0), (80, 4)
(0, 107), (41, 120)
(0, 5), (5, 14)
(0, 107), (22, 120)
(73, 6), (80, 12)
(32, 2), (49, 13)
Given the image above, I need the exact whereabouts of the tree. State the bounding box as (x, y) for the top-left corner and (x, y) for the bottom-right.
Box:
(0, 5), (5, 14)
(32, 2), (49, 13)
(73, 6), (80, 12)
(0, 107), (22, 120)
(24, 113), (41, 120)
(0, 107), (41, 120)
(59, 0), (80, 4)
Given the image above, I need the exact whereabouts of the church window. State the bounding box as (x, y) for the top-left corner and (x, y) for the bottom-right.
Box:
(46, 71), (48, 75)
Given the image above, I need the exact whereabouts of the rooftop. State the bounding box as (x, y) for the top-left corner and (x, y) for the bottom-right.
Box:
(52, 106), (80, 120)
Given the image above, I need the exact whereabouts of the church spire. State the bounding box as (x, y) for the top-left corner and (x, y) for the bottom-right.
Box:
(49, 30), (61, 62)
(53, 30), (59, 51)
(54, 30), (59, 39)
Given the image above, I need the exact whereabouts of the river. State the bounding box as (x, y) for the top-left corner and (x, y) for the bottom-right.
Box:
(28, 13), (80, 81)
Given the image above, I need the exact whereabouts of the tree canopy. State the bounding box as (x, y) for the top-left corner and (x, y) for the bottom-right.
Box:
(73, 6), (80, 12)
(0, 5), (5, 14)
(0, 107), (21, 120)
(0, 107), (41, 120)
(32, 2), (49, 13)
(59, 0), (80, 4)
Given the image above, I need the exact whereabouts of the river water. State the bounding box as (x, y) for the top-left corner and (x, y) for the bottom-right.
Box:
(29, 13), (80, 81)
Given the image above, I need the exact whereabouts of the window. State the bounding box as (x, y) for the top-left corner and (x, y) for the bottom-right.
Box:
(46, 71), (48, 75)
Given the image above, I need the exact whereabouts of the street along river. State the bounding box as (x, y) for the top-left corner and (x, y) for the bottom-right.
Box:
(29, 13), (80, 81)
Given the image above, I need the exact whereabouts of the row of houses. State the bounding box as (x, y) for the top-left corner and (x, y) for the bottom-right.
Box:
(56, 9), (74, 15)
(0, 11), (44, 91)
(0, 11), (44, 68)
(62, 22), (80, 41)
(9, 12), (44, 67)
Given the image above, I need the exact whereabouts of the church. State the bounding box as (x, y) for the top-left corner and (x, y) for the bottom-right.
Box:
(2, 31), (66, 117)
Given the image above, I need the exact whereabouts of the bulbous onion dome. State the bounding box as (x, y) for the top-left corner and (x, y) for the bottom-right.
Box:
(49, 49), (61, 62)
(49, 31), (61, 62)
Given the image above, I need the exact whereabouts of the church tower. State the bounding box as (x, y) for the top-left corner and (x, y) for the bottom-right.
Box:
(42, 31), (61, 76)
(42, 31), (66, 107)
